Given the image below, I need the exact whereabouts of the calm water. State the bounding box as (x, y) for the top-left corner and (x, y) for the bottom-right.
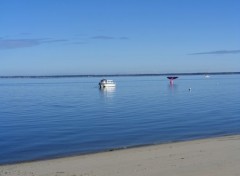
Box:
(0, 75), (240, 164)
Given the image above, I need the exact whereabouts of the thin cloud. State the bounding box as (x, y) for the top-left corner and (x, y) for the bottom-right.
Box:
(190, 49), (240, 55)
(42, 39), (68, 43)
(0, 39), (40, 49)
(91, 35), (115, 40)
(90, 35), (129, 40)
(0, 38), (68, 50)
(0, 35), (128, 49)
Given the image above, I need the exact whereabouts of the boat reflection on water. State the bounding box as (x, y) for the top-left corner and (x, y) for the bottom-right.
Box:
(99, 86), (116, 98)
(168, 82), (178, 94)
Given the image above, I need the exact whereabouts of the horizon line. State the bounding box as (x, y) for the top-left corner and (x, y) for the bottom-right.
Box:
(0, 72), (240, 78)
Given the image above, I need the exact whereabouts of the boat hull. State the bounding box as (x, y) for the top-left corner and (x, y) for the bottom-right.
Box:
(99, 83), (116, 88)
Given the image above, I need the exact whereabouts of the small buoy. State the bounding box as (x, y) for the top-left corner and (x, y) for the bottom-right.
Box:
(189, 88), (191, 91)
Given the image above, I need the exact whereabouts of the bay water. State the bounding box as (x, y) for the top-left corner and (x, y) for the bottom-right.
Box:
(0, 75), (239, 164)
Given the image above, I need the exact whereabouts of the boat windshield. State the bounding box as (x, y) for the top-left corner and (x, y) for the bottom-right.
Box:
(106, 80), (114, 83)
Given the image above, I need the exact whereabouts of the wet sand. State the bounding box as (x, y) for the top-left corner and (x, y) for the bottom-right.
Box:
(1, 135), (240, 176)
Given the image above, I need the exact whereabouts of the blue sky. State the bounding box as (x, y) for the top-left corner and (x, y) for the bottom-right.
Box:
(0, 0), (239, 76)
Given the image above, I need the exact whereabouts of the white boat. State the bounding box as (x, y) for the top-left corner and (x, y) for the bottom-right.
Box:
(99, 79), (116, 88)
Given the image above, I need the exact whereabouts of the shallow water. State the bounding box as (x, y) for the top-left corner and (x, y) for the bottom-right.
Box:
(0, 75), (239, 164)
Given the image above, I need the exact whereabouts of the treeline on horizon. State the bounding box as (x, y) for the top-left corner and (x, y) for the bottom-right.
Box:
(0, 72), (240, 78)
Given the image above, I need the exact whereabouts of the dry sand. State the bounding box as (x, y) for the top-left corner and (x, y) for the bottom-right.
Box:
(1, 135), (240, 176)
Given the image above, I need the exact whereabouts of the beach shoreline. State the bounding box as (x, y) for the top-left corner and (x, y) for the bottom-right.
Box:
(1, 135), (240, 176)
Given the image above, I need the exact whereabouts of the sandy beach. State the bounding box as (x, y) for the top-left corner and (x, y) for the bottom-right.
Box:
(1, 135), (240, 176)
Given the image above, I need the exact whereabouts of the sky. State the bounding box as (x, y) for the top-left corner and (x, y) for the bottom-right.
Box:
(0, 0), (239, 76)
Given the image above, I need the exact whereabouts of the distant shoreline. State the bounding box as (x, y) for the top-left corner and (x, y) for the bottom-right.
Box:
(0, 72), (240, 79)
